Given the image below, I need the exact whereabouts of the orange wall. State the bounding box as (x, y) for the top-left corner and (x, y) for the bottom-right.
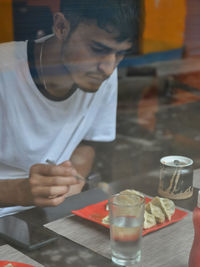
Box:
(140, 0), (186, 54)
(0, 0), (14, 43)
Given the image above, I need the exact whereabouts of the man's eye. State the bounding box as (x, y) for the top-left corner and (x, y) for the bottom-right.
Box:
(117, 50), (131, 57)
(91, 46), (107, 54)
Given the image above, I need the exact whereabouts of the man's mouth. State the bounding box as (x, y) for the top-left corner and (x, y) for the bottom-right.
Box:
(88, 75), (108, 83)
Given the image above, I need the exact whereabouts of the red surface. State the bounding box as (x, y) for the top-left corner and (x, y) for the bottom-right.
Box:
(0, 261), (34, 267)
(188, 207), (200, 267)
(72, 197), (188, 236)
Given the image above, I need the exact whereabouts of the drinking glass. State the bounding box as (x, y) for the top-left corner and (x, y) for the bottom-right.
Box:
(108, 193), (145, 266)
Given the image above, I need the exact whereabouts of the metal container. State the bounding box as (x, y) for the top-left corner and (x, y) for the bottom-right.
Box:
(158, 155), (193, 200)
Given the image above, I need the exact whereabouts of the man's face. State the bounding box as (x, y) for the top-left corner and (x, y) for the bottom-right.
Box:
(62, 22), (132, 92)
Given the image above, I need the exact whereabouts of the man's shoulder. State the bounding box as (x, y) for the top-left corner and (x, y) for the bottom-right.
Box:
(0, 41), (27, 68)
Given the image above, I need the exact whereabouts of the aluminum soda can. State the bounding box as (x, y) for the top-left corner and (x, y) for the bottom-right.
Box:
(158, 155), (193, 200)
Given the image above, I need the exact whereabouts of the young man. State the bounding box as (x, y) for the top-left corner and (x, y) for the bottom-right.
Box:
(0, 0), (140, 216)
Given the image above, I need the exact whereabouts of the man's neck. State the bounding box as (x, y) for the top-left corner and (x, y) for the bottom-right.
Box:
(34, 36), (76, 99)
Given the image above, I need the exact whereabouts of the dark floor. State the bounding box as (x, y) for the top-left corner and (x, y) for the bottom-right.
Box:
(91, 59), (200, 186)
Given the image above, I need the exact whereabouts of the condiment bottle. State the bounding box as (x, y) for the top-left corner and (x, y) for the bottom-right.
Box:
(188, 190), (200, 267)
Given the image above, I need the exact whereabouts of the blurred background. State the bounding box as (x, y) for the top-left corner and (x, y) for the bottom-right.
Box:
(1, 0), (200, 185)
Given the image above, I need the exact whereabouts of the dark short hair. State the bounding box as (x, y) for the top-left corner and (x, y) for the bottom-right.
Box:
(60, 0), (141, 46)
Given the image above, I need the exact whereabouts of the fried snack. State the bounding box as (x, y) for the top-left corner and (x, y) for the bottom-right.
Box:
(116, 189), (144, 207)
(120, 189), (144, 198)
(115, 194), (140, 206)
(102, 215), (110, 225)
(145, 202), (165, 224)
(101, 189), (175, 229)
(151, 196), (175, 220)
(102, 189), (144, 225)
(143, 210), (157, 229)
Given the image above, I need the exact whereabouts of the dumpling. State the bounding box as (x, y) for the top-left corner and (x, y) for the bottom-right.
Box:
(151, 197), (175, 220)
(144, 210), (157, 229)
(145, 202), (165, 224)
(102, 215), (110, 225)
(120, 189), (144, 198)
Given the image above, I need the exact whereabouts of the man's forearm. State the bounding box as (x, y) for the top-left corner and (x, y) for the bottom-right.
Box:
(70, 144), (95, 179)
(0, 145), (95, 207)
(64, 144), (95, 197)
(0, 178), (31, 207)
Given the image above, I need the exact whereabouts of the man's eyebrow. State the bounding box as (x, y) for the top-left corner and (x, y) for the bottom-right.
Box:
(91, 41), (133, 54)
(91, 41), (113, 51)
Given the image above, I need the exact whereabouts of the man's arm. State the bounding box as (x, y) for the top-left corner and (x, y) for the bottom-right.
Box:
(70, 142), (95, 178)
(0, 178), (31, 207)
(63, 142), (96, 197)
(0, 143), (95, 207)
(0, 162), (80, 207)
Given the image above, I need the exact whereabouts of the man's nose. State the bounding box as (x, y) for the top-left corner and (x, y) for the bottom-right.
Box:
(98, 53), (117, 77)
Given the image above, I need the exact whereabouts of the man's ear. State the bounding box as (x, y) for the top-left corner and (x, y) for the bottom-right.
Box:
(53, 12), (70, 41)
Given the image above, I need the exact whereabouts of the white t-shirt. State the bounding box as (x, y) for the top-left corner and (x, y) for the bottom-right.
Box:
(0, 40), (118, 217)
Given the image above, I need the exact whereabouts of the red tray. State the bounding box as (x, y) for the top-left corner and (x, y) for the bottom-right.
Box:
(0, 262), (34, 267)
(72, 197), (188, 235)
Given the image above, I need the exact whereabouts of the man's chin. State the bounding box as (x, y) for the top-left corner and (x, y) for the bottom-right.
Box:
(81, 87), (99, 93)
(78, 82), (101, 93)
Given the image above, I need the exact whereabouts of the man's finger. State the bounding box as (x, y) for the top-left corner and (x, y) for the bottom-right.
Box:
(31, 185), (70, 198)
(30, 163), (77, 177)
(30, 175), (79, 187)
(59, 160), (72, 167)
(33, 195), (66, 207)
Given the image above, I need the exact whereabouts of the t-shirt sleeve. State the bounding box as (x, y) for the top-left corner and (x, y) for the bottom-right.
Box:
(83, 69), (118, 142)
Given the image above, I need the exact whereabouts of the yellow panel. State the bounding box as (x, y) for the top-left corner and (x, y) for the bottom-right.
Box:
(140, 0), (186, 54)
(0, 0), (14, 43)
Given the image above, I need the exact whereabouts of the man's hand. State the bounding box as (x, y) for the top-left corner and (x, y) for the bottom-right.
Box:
(0, 144), (94, 208)
(27, 160), (81, 207)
